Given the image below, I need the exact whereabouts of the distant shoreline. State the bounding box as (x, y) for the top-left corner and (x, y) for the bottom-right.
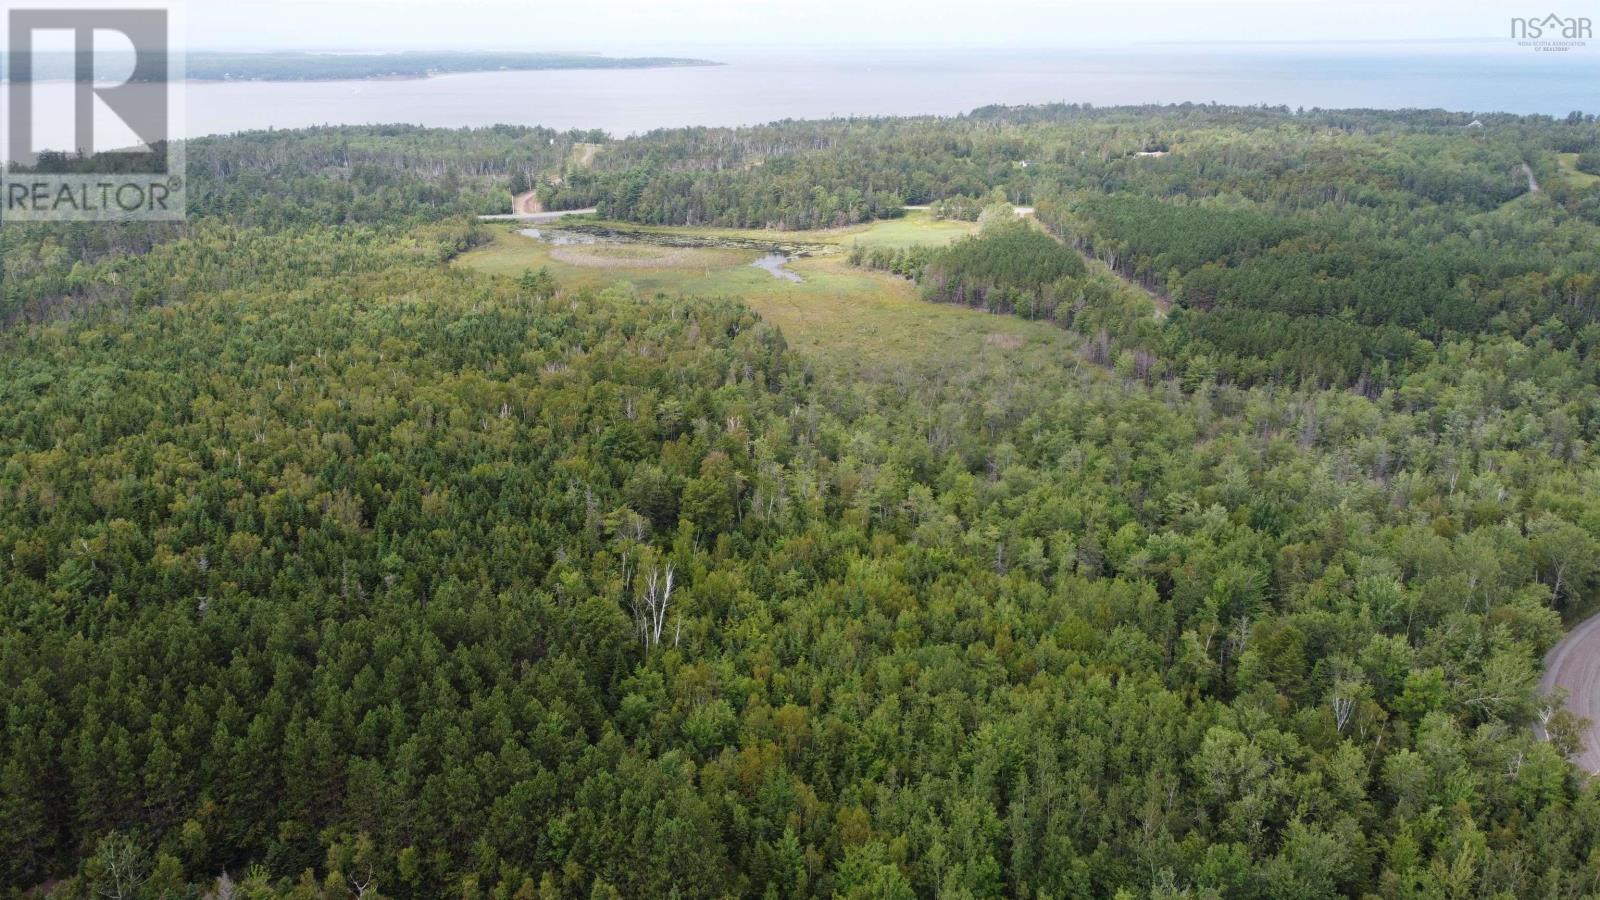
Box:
(3, 51), (724, 84)
(183, 68), (720, 85)
(185, 60), (724, 84)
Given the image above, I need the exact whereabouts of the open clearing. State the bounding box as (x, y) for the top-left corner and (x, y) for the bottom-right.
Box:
(475, 206), (989, 241)
(1556, 153), (1600, 190)
(838, 212), (980, 250)
(548, 243), (745, 269)
(455, 213), (1073, 376)
(541, 208), (981, 252)
(570, 142), (601, 169)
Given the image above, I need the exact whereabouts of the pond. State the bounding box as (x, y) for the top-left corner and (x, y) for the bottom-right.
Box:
(751, 253), (802, 283)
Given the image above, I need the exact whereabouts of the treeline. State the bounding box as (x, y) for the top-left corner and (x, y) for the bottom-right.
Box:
(847, 242), (935, 280)
(1040, 187), (1600, 386)
(1, 124), (589, 324)
(522, 104), (1600, 386)
(532, 104), (1600, 227)
(850, 216), (1161, 368)
(917, 219), (1084, 317)
(1052, 195), (1298, 283)
(544, 167), (908, 230)
(185, 124), (580, 227)
(929, 194), (984, 220)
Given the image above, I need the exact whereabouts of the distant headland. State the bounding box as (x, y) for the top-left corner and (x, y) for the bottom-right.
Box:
(3, 50), (723, 83)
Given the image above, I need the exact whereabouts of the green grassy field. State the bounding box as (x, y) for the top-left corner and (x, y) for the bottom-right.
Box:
(1556, 153), (1600, 189)
(840, 212), (978, 250)
(455, 216), (1071, 377)
(541, 209), (978, 252)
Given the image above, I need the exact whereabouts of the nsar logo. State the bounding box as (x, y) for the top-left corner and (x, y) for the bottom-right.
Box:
(1511, 13), (1592, 51)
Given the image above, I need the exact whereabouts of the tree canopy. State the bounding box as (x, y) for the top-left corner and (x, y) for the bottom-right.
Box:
(5, 105), (1600, 900)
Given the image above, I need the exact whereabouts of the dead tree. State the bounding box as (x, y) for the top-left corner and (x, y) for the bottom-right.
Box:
(632, 562), (675, 648)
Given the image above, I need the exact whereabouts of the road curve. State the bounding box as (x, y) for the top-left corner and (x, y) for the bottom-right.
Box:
(1539, 611), (1600, 772)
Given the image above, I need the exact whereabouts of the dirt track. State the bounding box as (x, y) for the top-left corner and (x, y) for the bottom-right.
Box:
(1521, 162), (1541, 194)
(513, 191), (543, 215)
(1539, 612), (1600, 772)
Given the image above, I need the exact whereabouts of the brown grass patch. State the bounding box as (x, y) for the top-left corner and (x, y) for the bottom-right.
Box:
(551, 245), (705, 268)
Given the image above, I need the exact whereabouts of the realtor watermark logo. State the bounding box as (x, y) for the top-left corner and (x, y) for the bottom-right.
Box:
(1511, 12), (1592, 51)
(1, 1), (185, 222)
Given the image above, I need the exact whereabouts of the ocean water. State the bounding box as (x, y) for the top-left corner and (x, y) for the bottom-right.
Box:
(40, 45), (1600, 141)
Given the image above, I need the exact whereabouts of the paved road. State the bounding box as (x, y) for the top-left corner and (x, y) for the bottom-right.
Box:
(1539, 612), (1600, 772)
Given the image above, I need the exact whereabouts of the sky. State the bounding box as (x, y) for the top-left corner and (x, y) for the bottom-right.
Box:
(185, 0), (1572, 52)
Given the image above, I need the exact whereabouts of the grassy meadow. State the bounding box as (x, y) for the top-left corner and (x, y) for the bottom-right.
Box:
(518, 208), (980, 251)
(839, 211), (979, 250)
(454, 212), (1073, 378)
(1557, 152), (1600, 189)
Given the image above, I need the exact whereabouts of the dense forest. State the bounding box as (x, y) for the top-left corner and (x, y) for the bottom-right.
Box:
(543, 104), (1600, 387)
(5, 105), (1600, 899)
